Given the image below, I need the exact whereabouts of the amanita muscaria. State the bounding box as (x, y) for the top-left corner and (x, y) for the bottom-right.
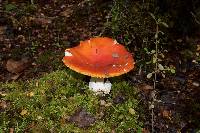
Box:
(62, 37), (135, 94)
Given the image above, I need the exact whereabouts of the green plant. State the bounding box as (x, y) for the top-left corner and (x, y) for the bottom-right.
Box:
(110, 0), (155, 47)
(145, 13), (175, 132)
(5, 3), (17, 11)
(146, 13), (175, 79)
(26, 41), (40, 54)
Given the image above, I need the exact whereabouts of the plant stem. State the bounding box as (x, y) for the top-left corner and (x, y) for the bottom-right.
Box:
(152, 23), (159, 133)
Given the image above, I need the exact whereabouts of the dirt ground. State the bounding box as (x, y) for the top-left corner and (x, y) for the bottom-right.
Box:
(0, 0), (200, 132)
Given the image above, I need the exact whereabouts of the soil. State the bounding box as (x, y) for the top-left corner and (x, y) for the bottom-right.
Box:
(0, 0), (200, 132)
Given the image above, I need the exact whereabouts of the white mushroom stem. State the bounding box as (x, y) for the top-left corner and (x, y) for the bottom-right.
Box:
(89, 77), (112, 94)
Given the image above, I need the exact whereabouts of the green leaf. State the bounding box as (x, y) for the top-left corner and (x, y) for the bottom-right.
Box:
(137, 127), (142, 133)
(158, 64), (164, 70)
(160, 22), (169, 28)
(146, 61), (152, 65)
(157, 18), (162, 23)
(5, 4), (17, 11)
(170, 69), (176, 74)
(155, 33), (158, 39)
(129, 108), (136, 115)
(144, 47), (149, 53)
(147, 73), (153, 79)
(151, 50), (156, 54)
(161, 73), (165, 78)
(160, 53), (165, 58)
(158, 31), (165, 35)
(153, 56), (157, 63)
(149, 12), (156, 21)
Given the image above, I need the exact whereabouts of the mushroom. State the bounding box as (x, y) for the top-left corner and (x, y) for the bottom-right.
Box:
(62, 37), (135, 94)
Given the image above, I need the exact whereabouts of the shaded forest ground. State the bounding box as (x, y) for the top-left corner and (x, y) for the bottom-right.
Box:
(0, 0), (200, 132)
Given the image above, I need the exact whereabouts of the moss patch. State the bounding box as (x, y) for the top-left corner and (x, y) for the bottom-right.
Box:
(0, 70), (143, 132)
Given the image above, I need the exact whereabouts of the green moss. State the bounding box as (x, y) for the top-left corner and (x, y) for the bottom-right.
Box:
(0, 70), (143, 132)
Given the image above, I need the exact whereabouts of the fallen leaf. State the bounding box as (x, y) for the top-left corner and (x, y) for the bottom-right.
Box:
(31, 17), (52, 25)
(192, 81), (199, 87)
(27, 92), (34, 97)
(113, 95), (126, 104)
(0, 100), (8, 109)
(37, 116), (43, 120)
(162, 109), (172, 119)
(177, 39), (182, 42)
(138, 83), (153, 94)
(129, 108), (136, 115)
(197, 45), (200, 51)
(100, 100), (112, 107)
(10, 73), (22, 80)
(100, 100), (106, 106)
(35, 81), (39, 87)
(69, 108), (96, 128)
(111, 129), (116, 133)
(118, 114), (124, 119)
(16, 35), (26, 44)
(0, 26), (6, 35)
(60, 8), (73, 17)
(9, 128), (14, 133)
(6, 57), (30, 73)
(3, 38), (12, 48)
(142, 128), (150, 133)
(20, 109), (28, 116)
(0, 92), (7, 96)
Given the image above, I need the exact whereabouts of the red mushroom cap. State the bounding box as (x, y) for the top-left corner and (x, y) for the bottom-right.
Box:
(62, 37), (135, 78)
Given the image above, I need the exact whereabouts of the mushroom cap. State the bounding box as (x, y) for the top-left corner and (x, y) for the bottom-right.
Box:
(62, 37), (135, 78)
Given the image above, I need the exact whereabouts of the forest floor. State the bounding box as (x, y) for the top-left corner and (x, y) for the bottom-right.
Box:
(0, 0), (200, 132)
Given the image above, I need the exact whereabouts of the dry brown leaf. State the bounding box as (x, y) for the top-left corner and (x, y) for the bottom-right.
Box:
(142, 128), (150, 133)
(162, 109), (172, 119)
(6, 57), (30, 73)
(0, 26), (6, 35)
(60, 8), (73, 17)
(31, 17), (52, 25)
(20, 109), (28, 116)
(9, 128), (14, 133)
(16, 35), (26, 44)
(10, 73), (22, 80)
(138, 83), (153, 94)
(0, 100), (8, 109)
(197, 45), (200, 51)
(69, 108), (96, 128)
